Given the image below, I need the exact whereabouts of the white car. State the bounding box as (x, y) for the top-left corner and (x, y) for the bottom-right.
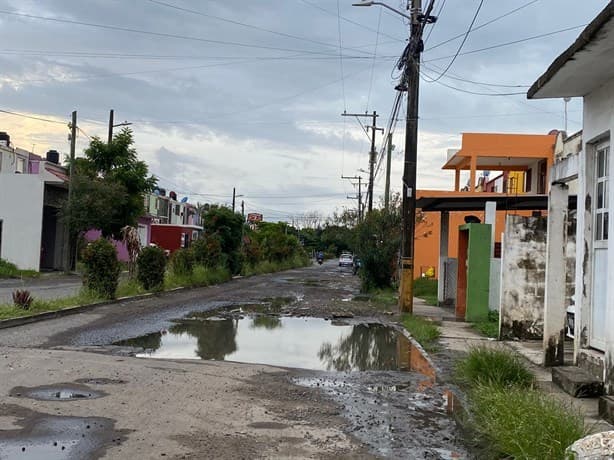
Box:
(339, 253), (353, 267)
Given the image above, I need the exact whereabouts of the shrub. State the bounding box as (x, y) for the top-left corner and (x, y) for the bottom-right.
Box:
(12, 290), (33, 310)
(0, 259), (19, 278)
(82, 238), (120, 299)
(455, 345), (534, 389)
(170, 248), (194, 276)
(137, 246), (167, 290)
(192, 235), (225, 268)
(469, 384), (585, 459)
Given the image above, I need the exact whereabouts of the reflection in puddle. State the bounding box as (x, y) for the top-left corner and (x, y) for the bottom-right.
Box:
(117, 317), (431, 372)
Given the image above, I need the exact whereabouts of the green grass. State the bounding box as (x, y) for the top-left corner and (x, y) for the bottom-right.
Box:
(165, 265), (231, 290)
(401, 314), (441, 352)
(472, 310), (500, 339)
(116, 279), (149, 298)
(455, 345), (534, 389)
(413, 277), (437, 306)
(469, 384), (586, 459)
(0, 259), (39, 279)
(0, 289), (101, 320)
(241, 255), (311, 277)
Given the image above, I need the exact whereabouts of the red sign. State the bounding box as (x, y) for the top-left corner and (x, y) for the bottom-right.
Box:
(247, 213), (263, 223)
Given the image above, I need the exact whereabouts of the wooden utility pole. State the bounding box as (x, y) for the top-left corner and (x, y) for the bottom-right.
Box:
(341, 111), (383, 214)
(384, 133), (393, 210)
(108, 109), (114, 144)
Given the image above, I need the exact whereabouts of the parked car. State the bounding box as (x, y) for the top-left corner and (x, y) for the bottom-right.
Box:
(339, 253), (353, 267)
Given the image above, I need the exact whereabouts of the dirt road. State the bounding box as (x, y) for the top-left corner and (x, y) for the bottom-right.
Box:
(0, 262), (468, 459)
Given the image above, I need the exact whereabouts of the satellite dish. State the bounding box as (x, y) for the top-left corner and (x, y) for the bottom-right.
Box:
(181, 197), (188, 203)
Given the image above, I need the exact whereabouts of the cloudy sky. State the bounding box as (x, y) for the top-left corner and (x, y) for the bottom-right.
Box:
(0, 0), (606, 223)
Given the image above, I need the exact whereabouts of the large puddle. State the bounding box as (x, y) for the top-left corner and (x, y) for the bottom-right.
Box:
(117, 315), (420, 372)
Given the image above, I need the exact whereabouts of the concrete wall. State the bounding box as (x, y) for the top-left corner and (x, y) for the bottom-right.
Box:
(575, 77), (614, 389)
(0, 175), (44, 269)
(489, 258), (501, 311)
(500, 215), (548, 340)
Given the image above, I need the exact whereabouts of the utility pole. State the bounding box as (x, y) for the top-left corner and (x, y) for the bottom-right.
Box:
(241, 200), (245, 219)
(384, 133), (393, 210)
(342, 175), (363, 222)
(341, 111), (383, 214)
(108, 109), (132, 144)
(399, 0), (436, 313)
(232, 187), (236, 212)
(65, 110), (77, 271)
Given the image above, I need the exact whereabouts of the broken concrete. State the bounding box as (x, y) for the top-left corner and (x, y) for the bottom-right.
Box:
(552, 366), (604, 398)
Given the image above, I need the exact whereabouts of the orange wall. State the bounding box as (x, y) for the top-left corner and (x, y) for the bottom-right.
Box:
(414, 209), (536, 277)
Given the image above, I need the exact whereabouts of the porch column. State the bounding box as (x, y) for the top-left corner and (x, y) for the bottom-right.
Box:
(469, 156), (477, 192)
(484, 201), (496, 257)
(438, 211), (449, 305)
(543, 182), (569, 367)
(454, 169), (460, 192)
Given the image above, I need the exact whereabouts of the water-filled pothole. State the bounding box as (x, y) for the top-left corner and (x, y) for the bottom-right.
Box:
(9, 384), (105, 401)
(116, 316), (419, 372)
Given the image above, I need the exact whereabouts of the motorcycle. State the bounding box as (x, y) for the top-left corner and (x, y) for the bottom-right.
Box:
(352, 257), (361, 275)
(316, 252), (324, 265)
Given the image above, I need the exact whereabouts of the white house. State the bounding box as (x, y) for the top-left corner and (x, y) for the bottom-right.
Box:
(0, 135), (69, 271)
(528, 2), (614, 388)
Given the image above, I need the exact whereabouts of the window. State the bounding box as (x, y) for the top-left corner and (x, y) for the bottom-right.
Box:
(537, 160), (547, 194)
(595, 143), (610, 242)
(16, 157), (25, 173)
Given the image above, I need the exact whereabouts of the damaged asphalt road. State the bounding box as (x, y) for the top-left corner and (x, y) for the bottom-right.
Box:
(0, 262), (469, 459)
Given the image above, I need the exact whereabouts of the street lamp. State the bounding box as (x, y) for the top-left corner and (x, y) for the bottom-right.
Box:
(353, 0), (435, 313)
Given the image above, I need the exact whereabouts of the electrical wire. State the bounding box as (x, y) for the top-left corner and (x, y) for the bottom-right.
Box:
(336, 0), (347, 112)
(426, 0), (540, 51)
(426, 0), (485, 82)
(0, 108), (66, 124)
(421, 73), (526, 96)
(365, 8), (383, 113)
(0, 9), (351, 57)
(423, 0), (447, 46)
(422, 62), (529, 88)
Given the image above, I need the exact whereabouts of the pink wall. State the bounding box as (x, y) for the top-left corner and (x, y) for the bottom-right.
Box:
(84, 230), (130, 262)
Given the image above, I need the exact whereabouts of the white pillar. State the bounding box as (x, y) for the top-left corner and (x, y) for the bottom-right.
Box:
(485, 201), (497, 257)
(438, 211), (449, 305)
(543, 182), (569, 366)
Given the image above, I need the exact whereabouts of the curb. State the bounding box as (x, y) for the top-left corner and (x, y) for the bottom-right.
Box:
(0, 288), (192, 331)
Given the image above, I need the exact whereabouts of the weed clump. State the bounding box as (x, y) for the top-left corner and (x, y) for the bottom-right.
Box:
(455, 345), (534, 388)
(12, 290), (33, 310)
(401, 314), (441, 352)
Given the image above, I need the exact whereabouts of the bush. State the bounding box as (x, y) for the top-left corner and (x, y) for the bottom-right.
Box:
(192, 235), (225, 268)
(170, 248), (194, 276)
(455, 345), (534, 389)
(82, 238), (120, 299)
(137, 246), (167, 290)
(12, 290), (33, 310)
(469, 384), (585, 459)
(0, 259), (19, 278)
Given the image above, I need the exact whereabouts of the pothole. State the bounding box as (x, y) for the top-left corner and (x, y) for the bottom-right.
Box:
(10, 384), (105, 401)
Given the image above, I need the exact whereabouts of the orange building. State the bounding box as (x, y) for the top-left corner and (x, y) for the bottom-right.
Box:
(414, 132), (556, 280)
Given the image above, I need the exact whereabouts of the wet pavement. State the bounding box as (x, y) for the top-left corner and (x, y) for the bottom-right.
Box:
(0, 261), (470, 458)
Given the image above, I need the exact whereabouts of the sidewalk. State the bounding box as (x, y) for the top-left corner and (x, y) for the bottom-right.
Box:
(413, 299), (613, 434)
(0, 274), (82, 304)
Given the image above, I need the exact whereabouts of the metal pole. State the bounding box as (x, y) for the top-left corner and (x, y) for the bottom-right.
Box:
(65, 110), (77, 271)
(232, 187), (236, 212)
(399, 0), (422, 313)
(368, 111), (377, 213)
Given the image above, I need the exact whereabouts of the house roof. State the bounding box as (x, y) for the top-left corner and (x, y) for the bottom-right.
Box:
(442, 133), (556, 170)
(528, 2), (614, 99)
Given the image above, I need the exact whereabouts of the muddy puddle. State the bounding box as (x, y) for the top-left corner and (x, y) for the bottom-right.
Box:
(117, 314), (412, 372)
(10, 383), (105, 401)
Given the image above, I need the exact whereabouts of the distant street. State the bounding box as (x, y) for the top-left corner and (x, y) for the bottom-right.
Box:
(0, 274), (82, 304)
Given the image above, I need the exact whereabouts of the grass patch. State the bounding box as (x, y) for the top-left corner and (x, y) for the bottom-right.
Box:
(413, 277), (437, 306)
(165, 265), (231, 290)
(116, 279), (149, 298)
(401, 314), (441, 352)
(472, 310), (499, 338)
(469, 384), (586, 459)
(455, 345), (534, 389)
(0, 289), (101, 320)
(241, 255), (311, 277)
(0, 259), (39, 279)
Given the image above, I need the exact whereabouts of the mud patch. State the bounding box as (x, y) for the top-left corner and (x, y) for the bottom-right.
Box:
(248, 422), (289, 430)
(74, 378), (127, 385)
(0, 404), (128, 460)
(9, 383), (105, 401)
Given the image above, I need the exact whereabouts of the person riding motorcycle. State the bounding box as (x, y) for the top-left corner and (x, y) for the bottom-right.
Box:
(352, 256), (361, 275)
(316, 251), (324, 265)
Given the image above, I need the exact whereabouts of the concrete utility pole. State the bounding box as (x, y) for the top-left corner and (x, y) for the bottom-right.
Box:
(384, 133), (393, 210)
(64, 110), (77, 271)
(241, 200), (245, 218)
(341, 111), (383, 214)
(342, 175), (364, 222)
(232, 187), (236, 212)
(108, 109), (132, 144)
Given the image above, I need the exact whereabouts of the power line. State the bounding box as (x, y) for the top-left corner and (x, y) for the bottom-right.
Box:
(365, 8), (383, 112)
(144, 0), (374, 57)
(0, 108), (66, 124)
(422, 62), (529, 88)
(426, 0), (540, 51)
(421, 73), (526, 96)
(336, 0), (347, 112)
(299, 0), (407, 43)
(426, 0), (486, 82)
(0, 9), (350, 57)
(424, 24), (586, 63)
(423, 0), (447, 46)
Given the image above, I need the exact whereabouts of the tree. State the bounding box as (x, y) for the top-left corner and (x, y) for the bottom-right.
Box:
(65, 128), (156, 240)
(201, 206), (245, 274)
